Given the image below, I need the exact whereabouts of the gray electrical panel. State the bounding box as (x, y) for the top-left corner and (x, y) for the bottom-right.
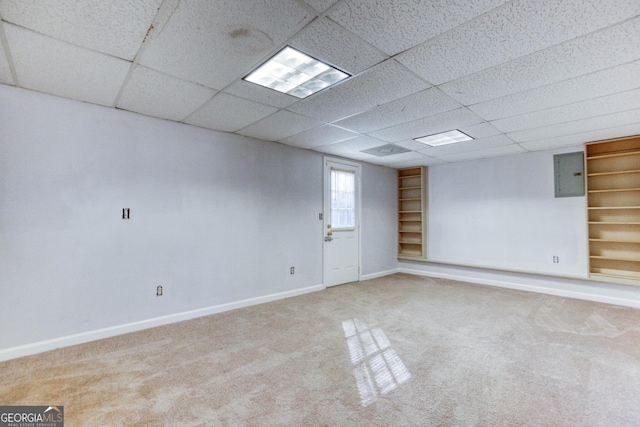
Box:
(554, 152), (585, 198)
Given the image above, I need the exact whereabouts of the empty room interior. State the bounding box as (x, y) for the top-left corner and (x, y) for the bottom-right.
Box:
(2, 1), (640, 425)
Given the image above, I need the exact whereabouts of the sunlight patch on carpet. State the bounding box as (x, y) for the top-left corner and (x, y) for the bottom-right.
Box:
(342, 318), (411, 406)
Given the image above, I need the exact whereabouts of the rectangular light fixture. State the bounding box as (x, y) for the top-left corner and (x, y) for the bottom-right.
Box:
(244, 46), (350, 98)
(414, 130), (474, 146)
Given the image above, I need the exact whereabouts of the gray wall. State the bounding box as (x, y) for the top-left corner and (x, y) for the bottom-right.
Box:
(361, 162), (398, 276)
(0, 85), (398, 352)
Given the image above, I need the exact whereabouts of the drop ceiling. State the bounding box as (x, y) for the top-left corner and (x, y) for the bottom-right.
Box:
(1, 0), (639, 168)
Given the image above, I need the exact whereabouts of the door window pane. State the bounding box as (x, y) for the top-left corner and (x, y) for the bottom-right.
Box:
(331, 169), (355, 228)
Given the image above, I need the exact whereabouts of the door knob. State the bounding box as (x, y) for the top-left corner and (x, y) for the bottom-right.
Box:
(327, 231), (332, 236)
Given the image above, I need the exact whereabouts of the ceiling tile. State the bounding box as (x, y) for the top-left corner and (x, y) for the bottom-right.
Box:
(185, 92), (277, 132)
(508, 108), (640, 143)
(470, 61), (640, 121)
(117, 66), (216, 121)
(387, 157), (448, 169)
(327, 0), (510, 56)
(363, 150), (431, 166)
(520, 122), (640, 151)
(313, 135), (391, 156)
(0, 28), (14, 84)
(280, 124), (359, 149)
(492, 88), (640, 133)
(312, 147), (378, 162)
(223, 80), (298, 109)
(369, 108), (485, 143)
(435, 144), (526, 162)
(138, 0), (314, 89)
(333, 88), (461, 133)
(397, 0), (640, 85)
(5, 24), (129, 106)
(458, 122), (503, 139)
(417, 134), (515, 157)
(288, 59), (430, 123)
(290, 17), (387, 75)
(237, 110), (322, 142)
(0, 0), (161, 60)
(440, 17), (640, 105)
(394, 140), (434, 151)
(302, 0), (339, 13)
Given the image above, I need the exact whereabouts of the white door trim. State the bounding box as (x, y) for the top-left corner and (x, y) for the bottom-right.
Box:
(323, 156), (362, 287)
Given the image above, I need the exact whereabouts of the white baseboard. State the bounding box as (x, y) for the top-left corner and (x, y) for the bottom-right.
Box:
(0, 284), (325, 363)
(360, 268), (400, 281)
(399, 267), (640, 309)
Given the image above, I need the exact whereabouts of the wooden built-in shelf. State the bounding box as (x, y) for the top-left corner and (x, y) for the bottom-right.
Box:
(586, 150), (640, 160)
(589, 222), (640, 225)
(589, 239), (640, 243)
(588, 188), (640, 193)
(586, 135), (640, 283)
(588, 206), (640, 210)
(398, 167), (427, 260)
(588, 169), (640, 177)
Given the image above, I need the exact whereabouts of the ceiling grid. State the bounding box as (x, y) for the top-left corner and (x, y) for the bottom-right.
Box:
(0, 0), (638, 167)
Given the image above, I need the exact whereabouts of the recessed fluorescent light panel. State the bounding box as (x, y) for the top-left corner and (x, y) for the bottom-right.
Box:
(414, 130), (474, 147)
(244, 46), (350, 98)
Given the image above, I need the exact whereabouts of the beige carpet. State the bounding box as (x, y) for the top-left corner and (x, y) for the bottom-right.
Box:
(2, 273), (640, 426)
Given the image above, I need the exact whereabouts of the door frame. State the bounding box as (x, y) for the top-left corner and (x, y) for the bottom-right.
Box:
(323, 156), (362, 287)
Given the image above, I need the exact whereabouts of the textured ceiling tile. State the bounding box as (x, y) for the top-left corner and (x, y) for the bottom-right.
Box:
(333, 88), (461, 133)
(469, 61), (640, 121)
(280, 124), (359, 149)
(117, 66), (216, 121)
(387, 157), (448, 168)
(416, 134), (515, 157)
(302, 0), (339, 13)
(5, 24), (129, 106)
(394, 140), (434, 151)
(312, 146), (378, 161)
(508, 108), (640, 143)
(364, 150), (430, 166)
(223, 80), (298, 109)
(288, 59), (430, 123)
(369, 108), (485, 143)
(327, 0), (509, 55)
(139, 0), (314, 89)
(313, 135), (390, 156)
(291, 18), (387, 74)
(0, 0), (161, 60)
(0, 29), (14, 85)
(458, 122), (503, 139)
(440, 17), (640, 105)
(398, 0), (640, 85)
(237, 110), (322, 142)
(185, 92), (277, 132)
(435, 144), (526, 162)
(492, 88), (640, 133)
(520, 123), (640, 151)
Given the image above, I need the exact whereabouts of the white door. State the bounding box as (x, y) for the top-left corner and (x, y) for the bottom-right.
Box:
(323, 158), (360, 287)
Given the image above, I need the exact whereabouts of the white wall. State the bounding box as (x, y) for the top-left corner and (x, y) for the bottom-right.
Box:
(0, 85), (398, 357)
(428, 148), (588, 277)
(401, 147), (640, 308)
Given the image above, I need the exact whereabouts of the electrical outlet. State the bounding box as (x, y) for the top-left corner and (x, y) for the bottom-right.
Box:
(290, 267), (295, 275)
(156, 285), (163, 296)
(553, 256), (559, 263)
